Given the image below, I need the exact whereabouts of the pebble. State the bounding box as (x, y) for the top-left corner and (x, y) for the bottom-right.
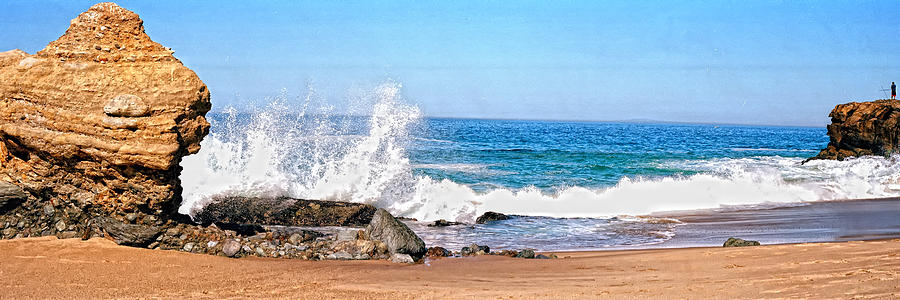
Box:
(516, 249), (536, 259)
(426, 246), (451, 258)
(55, 220), (66, 232)
(326, 251), (353, 260)
(182, 242), (195, 252)
(2, 228), (17, 238)
(207, 241), (219, 248)
(285, 244), (308, 251)
(165, 228), (180, 236)
(335, 230), (358, 241)
(461, 244), (490, 256)
(42, 204), (55, 216)
(255, 246), (266, 257)
(125, 213), (138, 223)
(222, 240), (241, 257)
(390, 253), (415, 264)
(288, 233), (302, 244)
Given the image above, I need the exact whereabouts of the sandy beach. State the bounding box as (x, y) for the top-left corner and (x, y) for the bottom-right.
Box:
(1, 237), (897, 299)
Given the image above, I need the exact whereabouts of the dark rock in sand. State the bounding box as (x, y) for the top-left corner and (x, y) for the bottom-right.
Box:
(476, 211), (509, 224)
(723, 237), (761, 247)
(535, 254), (551, 259)
(194, 196), (376, 227)
(516, 249), (536, 258)
(461, 243), (490, 256)
(0, 181), (26, 213)
(365, 209), (427, 260)
(427, 219), (464, 227)
(426, 246), (451, 258)
(222, 239), (241, 257)
(810, 99), (900, 161)
(498, 250), (519, 257)
(94, 217), (161, 247)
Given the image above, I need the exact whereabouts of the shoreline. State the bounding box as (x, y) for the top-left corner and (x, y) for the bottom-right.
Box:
(407, 196), (900, 253)
(1, 236), (897, 299)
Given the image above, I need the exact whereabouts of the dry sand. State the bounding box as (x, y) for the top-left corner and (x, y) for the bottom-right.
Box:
(1, 237), (898, 299)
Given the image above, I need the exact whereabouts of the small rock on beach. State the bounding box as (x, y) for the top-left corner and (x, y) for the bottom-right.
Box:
(723, 237), (761, 247)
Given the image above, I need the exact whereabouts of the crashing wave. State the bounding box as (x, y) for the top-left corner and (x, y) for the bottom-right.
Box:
(180, 83), (900, 223)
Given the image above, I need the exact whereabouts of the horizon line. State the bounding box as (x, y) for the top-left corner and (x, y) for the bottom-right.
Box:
(205, 110), (826, 129)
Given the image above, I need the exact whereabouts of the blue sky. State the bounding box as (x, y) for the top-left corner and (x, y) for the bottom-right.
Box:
(2, 1), (899, 126)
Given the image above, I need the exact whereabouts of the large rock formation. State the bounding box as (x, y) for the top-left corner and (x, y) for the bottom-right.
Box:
(193, 196), (377, 227)
(811, 100), (900, 160)
(0, 2), (210, 238)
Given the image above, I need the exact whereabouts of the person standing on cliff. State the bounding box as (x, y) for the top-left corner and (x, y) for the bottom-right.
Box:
(892, 82), (896, 100)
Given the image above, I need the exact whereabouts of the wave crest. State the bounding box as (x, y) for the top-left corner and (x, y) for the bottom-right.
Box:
(180, 83), (900, 223)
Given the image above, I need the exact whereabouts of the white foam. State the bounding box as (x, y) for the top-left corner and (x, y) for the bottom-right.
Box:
(180, 83), (900, 223)
(180, 81), (421, 215)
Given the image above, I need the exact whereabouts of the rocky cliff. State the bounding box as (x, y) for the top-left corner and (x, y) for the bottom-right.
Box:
(812, 99), (900, 160)
(0, 2), (210, 238)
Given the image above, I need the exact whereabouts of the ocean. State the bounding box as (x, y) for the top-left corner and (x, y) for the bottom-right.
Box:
(179, 83), (900, 251)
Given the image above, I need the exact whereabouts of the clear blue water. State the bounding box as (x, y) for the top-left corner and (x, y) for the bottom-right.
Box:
(409, 119), (826, 192)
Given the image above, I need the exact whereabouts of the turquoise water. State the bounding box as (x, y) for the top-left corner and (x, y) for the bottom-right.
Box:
(180, 85), (900, 250)
(410, 119), (825, 192)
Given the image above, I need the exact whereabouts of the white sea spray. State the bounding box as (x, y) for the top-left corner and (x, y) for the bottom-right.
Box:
(180, 83), (900, 223)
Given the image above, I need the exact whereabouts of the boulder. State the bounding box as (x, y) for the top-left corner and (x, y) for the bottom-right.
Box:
(94, 217), (161, 247)
(0, 181), (26, 213)
(0, 2), (211, 234)
(810, 99), (900, 161)
(427, 219), (464, 227)
(193, 196), (376, 227)
(365, 209), (426, 260)
(425, 246), (451, 258)
(476, 211), (510, 224)
(222, 239), (241, 257)
(390, 253), (415, 264)
(516, 249), (536, 259)
(723, 237), (761, 247)
(461, 243), (490, 256)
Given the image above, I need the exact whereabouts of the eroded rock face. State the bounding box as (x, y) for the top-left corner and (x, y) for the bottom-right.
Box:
(0, 181), (26, 213)
(0, 2), (210, 236)
(812, 100), (900, 160)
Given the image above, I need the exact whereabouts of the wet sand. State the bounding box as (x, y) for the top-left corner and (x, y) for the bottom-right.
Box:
(657, 197), (900, 248)
(1, 237), (897, 299)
